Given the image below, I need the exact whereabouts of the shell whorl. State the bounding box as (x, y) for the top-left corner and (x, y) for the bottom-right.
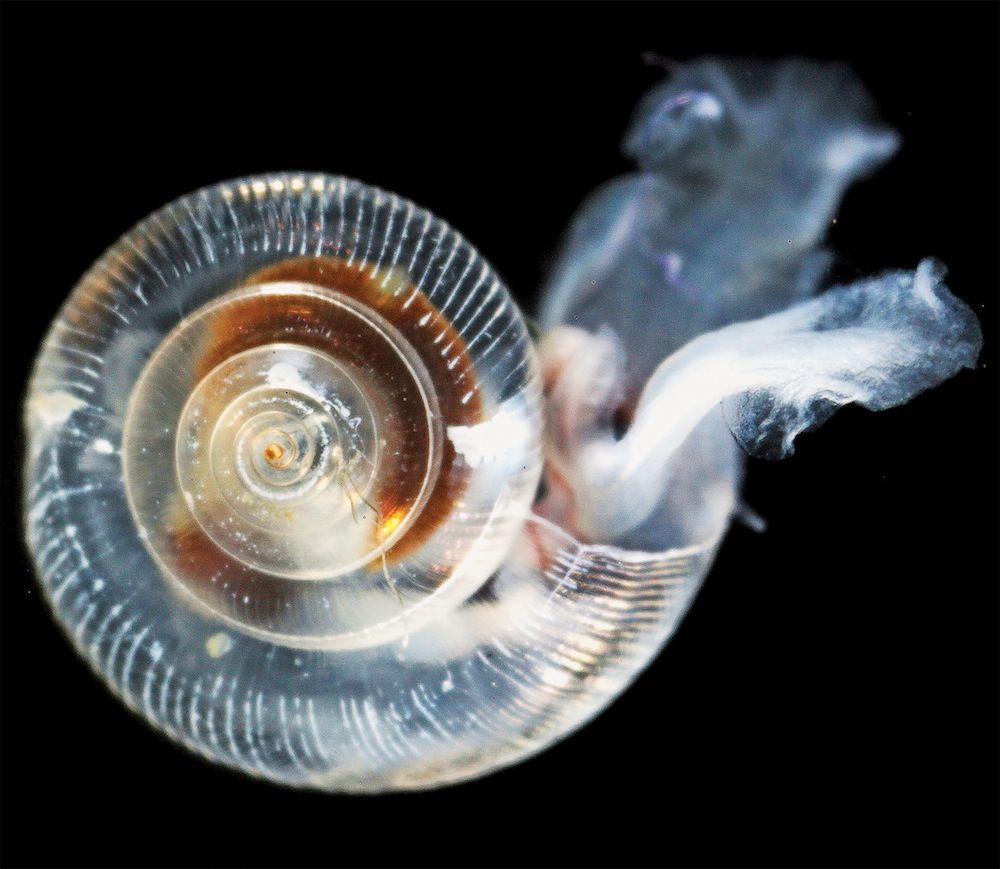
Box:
(24, 174), (714, 791)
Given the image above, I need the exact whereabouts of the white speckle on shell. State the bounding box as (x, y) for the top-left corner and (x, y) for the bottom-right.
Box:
(205, 633), (233, 658)
(28, 391), (86, 431)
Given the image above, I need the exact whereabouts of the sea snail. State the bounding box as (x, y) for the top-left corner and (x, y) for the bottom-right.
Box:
(24, 58), (982, 792)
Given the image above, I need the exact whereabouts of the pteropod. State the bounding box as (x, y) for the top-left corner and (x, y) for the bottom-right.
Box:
(23, 58), (982, 791)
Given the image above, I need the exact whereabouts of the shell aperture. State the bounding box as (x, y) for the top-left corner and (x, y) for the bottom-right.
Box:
(23, 60), (982, 792)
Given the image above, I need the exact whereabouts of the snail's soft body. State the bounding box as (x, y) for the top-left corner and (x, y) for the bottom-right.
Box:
(24, 59), (982, 792)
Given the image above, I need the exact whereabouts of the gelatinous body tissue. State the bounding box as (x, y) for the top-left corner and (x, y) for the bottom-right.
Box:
(540, 58), (981, 546)
(24, 58), (980, 792)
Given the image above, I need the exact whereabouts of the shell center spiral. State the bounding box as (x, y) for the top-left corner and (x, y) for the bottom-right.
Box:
(172, 342), (389, 581)
(124, 282), (443, 603)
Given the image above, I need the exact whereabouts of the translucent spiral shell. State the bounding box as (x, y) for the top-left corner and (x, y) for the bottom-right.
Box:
(24, 174), (714, 791)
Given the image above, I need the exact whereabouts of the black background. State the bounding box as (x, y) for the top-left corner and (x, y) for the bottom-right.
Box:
(2, 3), (997, 868)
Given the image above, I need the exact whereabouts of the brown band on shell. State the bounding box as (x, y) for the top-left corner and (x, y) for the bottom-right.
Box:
(164, 257), (483, 578)
(156, 254), (491, 632)
(182, 285), (433, 544)
(239, 256), (484, 564)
